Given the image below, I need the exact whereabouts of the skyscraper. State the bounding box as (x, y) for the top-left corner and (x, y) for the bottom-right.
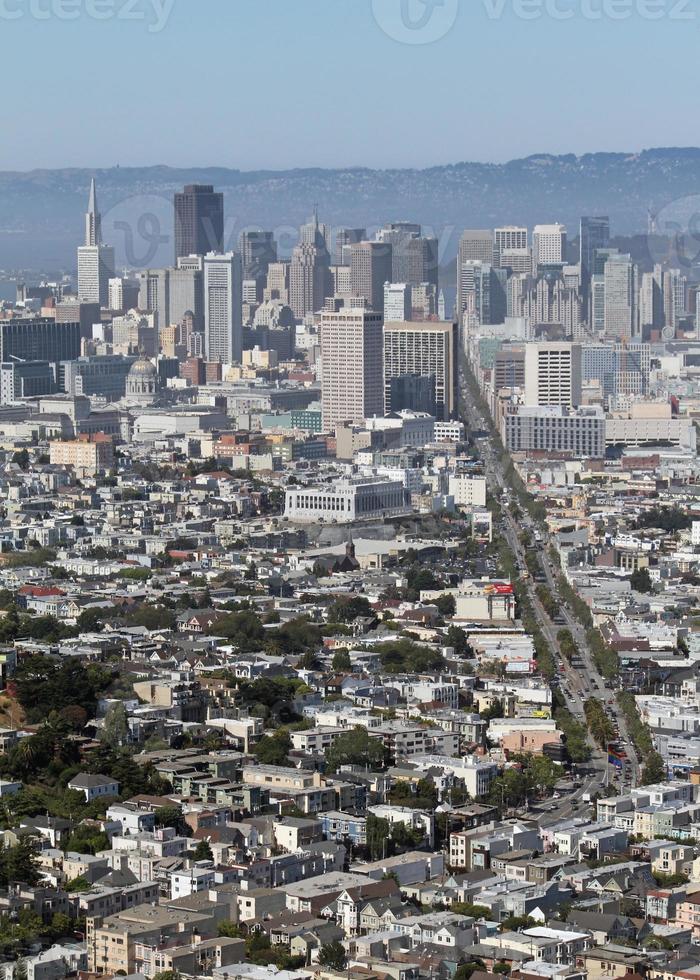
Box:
(524, 342), (582, 409)
(377, 223), (438, 287)
(335, 227), (366, 265)
(290, 243), (330, 318)
(349, 241), (393, 313)
(457, 230), (493, 315)
(203, 252), (243, 363)
(533, 224), (567, 267)
(174, 185), (224, 261)
(580, 216), (610, 313)
(384, 283), (412, 321)
(238, 230), (278, 301)
(320, 307), (384, 431)
(604, 253), (637, 340)
(77, 179), (114, 307)
(383, 320), (458, 420)
(494, 226), (528, 267)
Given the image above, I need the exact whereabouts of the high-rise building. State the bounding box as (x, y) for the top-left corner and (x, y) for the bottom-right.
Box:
(238, 230), (278, 302)
(174, 185), (224, 261)
(349, 241), (393, 313)
(320, 308), (384, 431)
(580, 216), (610, 312)
(640, 266), (664, 331)
(591, 275), (606, 333)
(383, 320), (458, 420)
(524, 342), (582, 408)
(384, 283), (412, 321)
(0, 317), (80, 368)
(459, 262), (506, 325)
(664, 269), (687, 334)
(264, 262), (291, 304)
(457, 230), (494, 315)
(290, 244), (330, 319)
(533, 224), (567, 267)
(335, 228), (366, 265)
(377, 223), (438, 287)
(604, 253), (638, 340)
(203, 252), (243, 363)
(494, 227), (528, 267)
(581, 343), (651, 398)
(137, 269), (170, 330)
(77, 179), (115, 307)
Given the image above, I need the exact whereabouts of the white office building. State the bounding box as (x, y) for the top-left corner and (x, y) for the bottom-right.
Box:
(524, 342), (582, 409)
(503, 405), (606, 458)
(532, 223), (566, 266)
(204, 252), (243, 363)
(384, 283), (412, 321)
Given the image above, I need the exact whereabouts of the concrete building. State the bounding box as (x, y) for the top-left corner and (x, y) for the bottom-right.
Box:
(384, 320), (457, 421)
(384, 283), (412, 321)
(524, 342), (582, 409)
(204, 252), (243, 364)
(533, 223), (567, 266)
(502, 405), (606, 457)
(284, 478), (410, 523)
(349, 241), (393, 313)
(320, 307), (384, 431)
(49, 434), (114, 476)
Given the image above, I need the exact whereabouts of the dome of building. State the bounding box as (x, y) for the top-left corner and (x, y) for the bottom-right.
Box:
(128, 356), (157, 379)
(125, 354), (158, 405)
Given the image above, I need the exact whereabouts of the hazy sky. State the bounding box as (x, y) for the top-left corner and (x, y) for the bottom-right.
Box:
(1, 0), (695, 171)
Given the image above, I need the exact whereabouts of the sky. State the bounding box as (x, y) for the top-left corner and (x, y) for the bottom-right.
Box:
(0, 0), (696, 171)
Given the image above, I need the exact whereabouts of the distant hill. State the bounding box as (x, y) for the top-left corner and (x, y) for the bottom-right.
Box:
(2, 148), (700, 273)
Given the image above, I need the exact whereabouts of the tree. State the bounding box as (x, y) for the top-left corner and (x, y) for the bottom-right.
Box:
(254, 730), (292, 767)
(318, 941), (347, 971)
(332, 649), (352, 671)
(325, 727), (388, 773)
(154, 805), (183, 831)
(327, 596), (373, 623)
(101, 702), (129, 747)
(192, 839), (213, 861)
(14, 959), (27, 980)
(641, 750), (666, 785)
(152, 972), (179, 980)
(0, 836), (41, 888)
(12, 450), (29, 471)
(454, 961), (486, 980)
(434, 594), (456, 617)
(446, 625), (468, 657)
(630, 567), (653, 593)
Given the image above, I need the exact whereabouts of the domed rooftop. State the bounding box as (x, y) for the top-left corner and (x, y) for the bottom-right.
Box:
(129, 356), (157, 378)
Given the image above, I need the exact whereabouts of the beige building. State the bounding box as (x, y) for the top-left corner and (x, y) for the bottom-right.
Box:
(320, 307), (384, 432)
(49, 434), (114, 476)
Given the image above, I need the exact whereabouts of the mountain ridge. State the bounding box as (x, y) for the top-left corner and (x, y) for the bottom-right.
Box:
(2, 148), (700, 272)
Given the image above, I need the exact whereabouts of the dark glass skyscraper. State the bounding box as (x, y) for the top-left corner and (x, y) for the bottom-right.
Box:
(580, 216), (610, 312)
(174, 184), (224, 261)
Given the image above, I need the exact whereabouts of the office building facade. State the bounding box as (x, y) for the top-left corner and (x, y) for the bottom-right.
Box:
(320, 308), (384, 431)
(174, 184), (224, 261)
(204, 252), (243, 363)
(383, 320), (457, 421)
